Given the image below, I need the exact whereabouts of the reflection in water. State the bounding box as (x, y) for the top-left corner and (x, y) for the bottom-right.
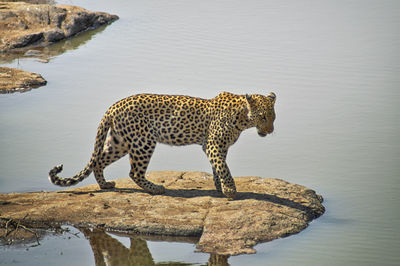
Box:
(207, 254), (229, 266)
(79, 228), (229, 266)
(0, 25), (108, 64)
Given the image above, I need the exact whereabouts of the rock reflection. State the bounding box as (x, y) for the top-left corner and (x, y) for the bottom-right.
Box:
(79, 227), (229, 266)
(0, 24), (108, 64)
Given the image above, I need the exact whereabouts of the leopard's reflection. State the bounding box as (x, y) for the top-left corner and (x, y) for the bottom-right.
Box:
(79, 228), (229, 266)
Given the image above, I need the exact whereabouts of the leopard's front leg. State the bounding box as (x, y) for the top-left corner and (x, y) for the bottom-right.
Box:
(202, 144), (222, 192)
(205, 141), (236, 199)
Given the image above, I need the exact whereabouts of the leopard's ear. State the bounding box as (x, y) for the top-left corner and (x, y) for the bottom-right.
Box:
(244, 94), (254, 120)
(267, 92), (276, 103)
(245, 94), (256, 105)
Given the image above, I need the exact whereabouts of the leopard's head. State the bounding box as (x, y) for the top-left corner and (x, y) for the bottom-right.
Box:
(245, 92), (276, 137)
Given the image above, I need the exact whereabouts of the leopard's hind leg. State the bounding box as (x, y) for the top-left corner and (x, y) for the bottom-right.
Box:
(128, 138), (165, 194)
(94, 130), (128, 189)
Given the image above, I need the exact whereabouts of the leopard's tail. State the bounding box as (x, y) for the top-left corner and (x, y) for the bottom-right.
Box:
(48, 113), (112, 187)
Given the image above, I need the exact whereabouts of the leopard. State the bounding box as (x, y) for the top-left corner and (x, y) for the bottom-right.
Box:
(79, 228), (155, 266)
(49, 91), (276, 199)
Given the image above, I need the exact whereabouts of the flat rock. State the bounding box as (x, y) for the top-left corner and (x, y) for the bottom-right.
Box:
(0, 66), (46, 93)
(0, 171), (325, 255)
(0, 1), (118, 52)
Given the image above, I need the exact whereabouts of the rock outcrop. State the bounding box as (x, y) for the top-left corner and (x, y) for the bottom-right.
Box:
(0, 66), (46, 93)
(0, 1), (118, 52)
(0, 1), (118, 93)
(0, 171), (325, 255)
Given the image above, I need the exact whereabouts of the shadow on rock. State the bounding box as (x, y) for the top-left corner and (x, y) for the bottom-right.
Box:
(60, 186), (322, 219)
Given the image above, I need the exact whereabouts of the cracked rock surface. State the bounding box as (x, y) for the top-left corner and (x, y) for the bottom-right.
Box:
(0, 171), (325, 255)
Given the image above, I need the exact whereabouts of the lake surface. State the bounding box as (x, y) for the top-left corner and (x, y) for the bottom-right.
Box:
(1, 0), (399, 265)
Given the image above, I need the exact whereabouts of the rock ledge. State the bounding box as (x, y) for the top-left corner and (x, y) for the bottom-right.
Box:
(0, 171), (325, 255)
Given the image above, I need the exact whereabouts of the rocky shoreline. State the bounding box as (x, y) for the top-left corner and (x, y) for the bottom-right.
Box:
(0, 0), (118, 93)
(0, 1), (118, 52)
(0, 171), (325, 255)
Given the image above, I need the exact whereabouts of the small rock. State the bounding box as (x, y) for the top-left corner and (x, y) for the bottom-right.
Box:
(0, 67), (47, 94)
(36, 58), (49, 63)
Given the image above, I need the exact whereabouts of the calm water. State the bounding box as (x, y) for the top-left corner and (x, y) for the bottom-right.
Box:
(1, 0), (400, 265)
